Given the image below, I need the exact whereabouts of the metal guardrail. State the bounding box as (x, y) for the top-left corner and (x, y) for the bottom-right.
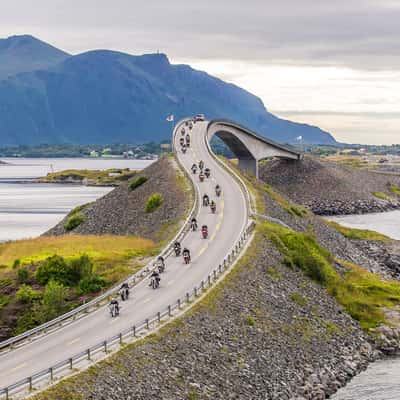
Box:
(0, 120), (199, 353)
(0, 221), (255, 400)
(0, 117), (256, 399)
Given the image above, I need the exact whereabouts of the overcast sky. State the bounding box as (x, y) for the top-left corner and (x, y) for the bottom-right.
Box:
(0, 0), (399, 144)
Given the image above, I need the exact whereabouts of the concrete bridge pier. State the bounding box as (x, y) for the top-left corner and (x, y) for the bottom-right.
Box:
(238, 157), (258, 178)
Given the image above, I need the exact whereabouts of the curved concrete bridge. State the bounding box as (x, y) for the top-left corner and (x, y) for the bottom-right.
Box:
(207, 119), (302, 178)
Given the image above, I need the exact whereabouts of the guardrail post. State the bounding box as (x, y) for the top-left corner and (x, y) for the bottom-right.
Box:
(5, 388), (8, 400)
(69, 358), (73, 369)
(87, 348), (91, 360)
(168, 305), (172, 317)
(146, 319), (149, 329)
(213, 270), (217, 280)
(50, 367), (54, 381)
(132, 326), (136, 337)
(157, 312), (161, 323)
(219, 264), (222, 273)
(208, 275), (211, 285)
(178, 299), (181, 309)
(186, 292), (190, 303)
(119, 333), (123, 344)
(103, 341), (107, 353)
(194, 287), (198, 297)
(28, 376), (32, 391)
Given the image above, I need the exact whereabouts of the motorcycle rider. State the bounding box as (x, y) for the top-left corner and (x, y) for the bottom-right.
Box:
(191, 217), (198, 231)
(179, 137), (184, 146)
(182, 247), (191, 264)
(156, 256), (165, 273)
(150, 270), (161, 288)
(191, 163), (197, 174)
(210, 200), (216, 213)
(204, 167), (211, 178)
(199, 160), (204, 170)
(199, 171), (205, 182)
(201, 224), (208, 239)
(119, 282), (129, 301)
(185, 134), (191, 147)
(174, 241), (181, 256)
(109, 298), (120, 316)
(215, 184), (221, 197)
(203, 194), (210, 206)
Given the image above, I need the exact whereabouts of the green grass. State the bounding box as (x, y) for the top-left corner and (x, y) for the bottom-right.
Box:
(372, 191), (392, 200)
(128, 176), (148, 191)
(42, 168), (137, 186)
(145, 193), (163, 213)
(290, 292), (308, 307)
(263, 184), (309, 217)
(388, 185), (400, 195)
(262, 221), (400, 329)
(64, 212), (85, 231)
(327, 221), (391, 242)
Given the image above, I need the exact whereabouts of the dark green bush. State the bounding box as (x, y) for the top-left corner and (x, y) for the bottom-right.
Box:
(145, 193), (163, 213)
(16, 284), (42, 303)
(129, 176), (148, 191)
(64, 212), (85, 231)
(39, 280), (68, 322)
(36, 255), (69, 285)
(77, 275), (106, 294)
(12, 259), (20, 269)
(17, 267), (30, 283)
(68, 255), (93, 285)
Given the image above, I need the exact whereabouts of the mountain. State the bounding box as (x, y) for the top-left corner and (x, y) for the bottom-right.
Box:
(0, 35), (69, 79)
(0, 36), (337, 146)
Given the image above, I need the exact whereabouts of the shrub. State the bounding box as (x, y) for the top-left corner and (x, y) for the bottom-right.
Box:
(129, 175), (148, 191)
(145, 193), (163, 213)
(245, 316), (256, 326)
(39, 280), (68, 322)
(372, 191), (391, 200)
(36, 255), (69, 286)
(77, 275), (106, 294)
(388, 185), (400, 195)
(16, 284), (42, 303)
(290, 292), (308, 307)
(17, 267), (30, 283)
(64, 212), (85, 231)
(327, 221), (390, 241)
(12, 259), (20, 269)
(68, 255), (93, 285)
(0, 294), (10, 310)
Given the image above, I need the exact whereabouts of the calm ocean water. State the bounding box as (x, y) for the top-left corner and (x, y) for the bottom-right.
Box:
(328, 211), (400, 399)
(0, 158), (153, 241)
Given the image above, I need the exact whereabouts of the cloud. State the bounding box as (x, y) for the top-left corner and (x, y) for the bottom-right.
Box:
(0, 0), (399, 70)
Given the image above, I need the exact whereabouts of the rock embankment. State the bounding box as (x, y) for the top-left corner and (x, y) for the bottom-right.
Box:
(45, 156), (191, 241)
(259, 157), (400, 215)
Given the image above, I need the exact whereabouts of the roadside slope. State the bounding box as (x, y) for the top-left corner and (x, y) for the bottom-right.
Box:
(260, 157), (400, 215)
(46, 155), (191, 242)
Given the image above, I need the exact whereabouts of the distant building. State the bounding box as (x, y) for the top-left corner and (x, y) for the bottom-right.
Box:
(89, 150), (99, 157)
(160, 143), (171, 149)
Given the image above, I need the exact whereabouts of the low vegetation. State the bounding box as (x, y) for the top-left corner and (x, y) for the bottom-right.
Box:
(388, 184), (400, 195)
(372, 191), (392, 200)
(263, 221), (400, 329)
(145, 193), (163, 213)
(128, 175), (148, 191)
(0, 235), (155, 339)
(327, 221), (391, 242)
(41, 168), (137, 186)
(64, 212), (85, 231)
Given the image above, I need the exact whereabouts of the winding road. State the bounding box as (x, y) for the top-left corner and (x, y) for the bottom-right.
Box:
(0, 120), (249, 394)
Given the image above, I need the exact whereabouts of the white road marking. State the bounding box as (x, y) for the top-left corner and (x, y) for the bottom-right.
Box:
(167, 279), (175, 286)
(67, 338), (80, 346)
(142, 297), (151, 304)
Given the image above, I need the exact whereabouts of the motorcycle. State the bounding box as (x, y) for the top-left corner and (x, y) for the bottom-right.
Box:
(203, 197), (210, 206)
(183, 253), (191, 264)
(119, 287), (129, 301)
(156, 261), (165, 274)
(109, 303), (119, 318)
(186, 136), (190, 147)
(181, 146), (187, 154)
(181, 128), (185, 135)
(191, 221), (198, 231)
(191, 166), (197, 174)
(201, 227), (208, 239)
(150, 277), (160, 289)
(179, 137), (184, 146)
(174, 246), (181, 256)
(204, 169), (211, 178)
(210, 203), (216, 214)
(199, 173), (205, 182)
(215, 187), (221, 197)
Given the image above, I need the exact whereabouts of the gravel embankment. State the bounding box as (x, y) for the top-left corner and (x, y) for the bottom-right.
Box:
(45, 156), (191, 241)
(260, 157), (400, 215)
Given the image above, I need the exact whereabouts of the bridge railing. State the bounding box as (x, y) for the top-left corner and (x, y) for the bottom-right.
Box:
(0, 120), (199, 354)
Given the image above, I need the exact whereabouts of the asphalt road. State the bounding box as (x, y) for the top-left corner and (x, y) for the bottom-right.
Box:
(0, 120), (248, 389)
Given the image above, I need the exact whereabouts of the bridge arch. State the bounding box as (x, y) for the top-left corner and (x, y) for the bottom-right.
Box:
(207, 120), (302, 178)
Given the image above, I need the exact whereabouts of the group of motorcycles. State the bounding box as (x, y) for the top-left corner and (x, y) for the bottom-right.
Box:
(109, 121), (222, 317)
